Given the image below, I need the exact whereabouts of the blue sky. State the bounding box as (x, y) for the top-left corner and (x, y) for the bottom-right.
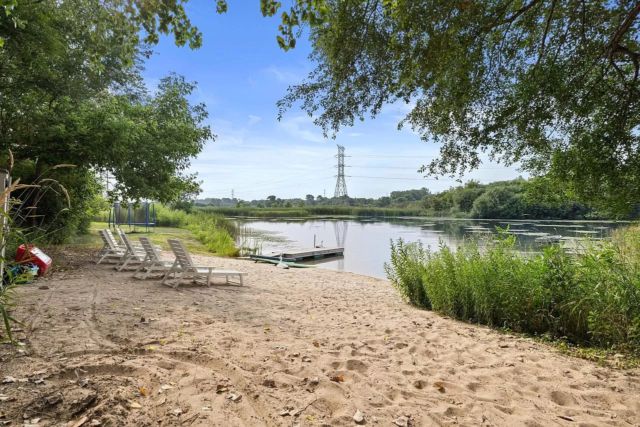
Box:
(142, 2), (524, 201)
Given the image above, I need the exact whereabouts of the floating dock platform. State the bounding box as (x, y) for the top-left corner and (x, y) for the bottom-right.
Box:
(250, 247), (345, 263)
(249, 256), (316, 268)
(250, 254), (297, 263)
(280, 247), (345, 261)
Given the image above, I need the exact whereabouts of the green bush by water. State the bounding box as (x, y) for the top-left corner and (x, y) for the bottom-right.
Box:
(185, 213), (239, 257)
(385, 227), (640, 351)
(198, 206), (310, 218)
(155, 204), (190, 228)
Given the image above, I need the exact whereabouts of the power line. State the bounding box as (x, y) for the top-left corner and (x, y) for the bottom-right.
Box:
(197, 155), (336, 189)
(196, 154), (518, 197)
(350, 155), (434, 159)
(200, 176), (335, 197)
(202, 166), (335, 194)
(348, 175), (459, 181)
(350, 165), (512, 170)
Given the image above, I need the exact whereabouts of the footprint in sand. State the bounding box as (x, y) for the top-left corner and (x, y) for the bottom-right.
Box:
(345, 359), (369, 374)
(550, 390), (577, 407)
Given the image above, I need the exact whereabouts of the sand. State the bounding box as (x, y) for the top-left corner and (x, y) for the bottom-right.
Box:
(1, 247), (639, 426)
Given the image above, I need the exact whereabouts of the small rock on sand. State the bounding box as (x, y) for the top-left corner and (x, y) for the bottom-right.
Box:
(393, 416), (408, 427)
(227, 393), (242, 402)
(353, 410), (364, 424)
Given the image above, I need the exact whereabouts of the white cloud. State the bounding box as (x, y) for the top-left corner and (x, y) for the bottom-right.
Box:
(278, 115), (325, 143)
(247, 115), (261, 126)
(265, 65), (304, 84)
(349, 133), (363, 137)
(202, 118), (247, 149)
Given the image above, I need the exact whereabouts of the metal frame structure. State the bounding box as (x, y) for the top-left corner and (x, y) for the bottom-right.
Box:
(334, 144), (348, 198)
(108, 201), (156, 232)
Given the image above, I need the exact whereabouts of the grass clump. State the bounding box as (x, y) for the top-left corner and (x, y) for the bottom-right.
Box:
(186, 213), (239, 257)
(385, 226), (640, 353)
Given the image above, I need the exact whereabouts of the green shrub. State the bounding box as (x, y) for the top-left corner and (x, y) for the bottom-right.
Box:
(12, 162), (102, 244)
(385, 227), (640, 351)
(385, 239), (431, 309)
(186, 212), (239, 257)
(155, 204), (190, 228)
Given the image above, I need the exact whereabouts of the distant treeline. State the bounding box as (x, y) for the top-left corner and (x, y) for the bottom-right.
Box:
(195, 206), (425, 218)
(422, 178), (596, 219)
(193, 178), (639, 220)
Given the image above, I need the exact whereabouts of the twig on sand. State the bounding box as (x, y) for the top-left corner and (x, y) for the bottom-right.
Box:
(289, 398), (318, 427)
(482, 414), (494, 425)
(182, 413), (199, 426)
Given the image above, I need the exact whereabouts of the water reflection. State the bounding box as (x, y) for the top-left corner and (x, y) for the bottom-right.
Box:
(239, 218), (628, 279)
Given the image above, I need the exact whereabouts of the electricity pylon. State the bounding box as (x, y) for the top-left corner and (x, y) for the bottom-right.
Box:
(334, 144), (348, 198)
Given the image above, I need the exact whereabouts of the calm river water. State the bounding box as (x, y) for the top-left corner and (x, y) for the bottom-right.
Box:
(239, 217), (627, 279)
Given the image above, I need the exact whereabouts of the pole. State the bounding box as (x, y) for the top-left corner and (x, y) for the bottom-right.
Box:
(0, 169), (11, 287)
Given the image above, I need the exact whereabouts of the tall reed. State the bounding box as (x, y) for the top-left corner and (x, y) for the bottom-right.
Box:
(186, 212), (239, 257)
(385, 227), (640, 351)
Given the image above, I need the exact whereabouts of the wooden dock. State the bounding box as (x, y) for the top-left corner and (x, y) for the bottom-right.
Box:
(279, 247), (345, 261)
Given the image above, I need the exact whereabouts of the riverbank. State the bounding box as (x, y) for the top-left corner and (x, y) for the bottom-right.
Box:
(1, 247), (639, 426)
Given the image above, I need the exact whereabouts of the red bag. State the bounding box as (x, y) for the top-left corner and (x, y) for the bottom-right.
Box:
(15, 245), (52, 276)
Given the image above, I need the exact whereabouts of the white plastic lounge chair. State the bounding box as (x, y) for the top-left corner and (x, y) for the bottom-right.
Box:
(96, 230), (125, 264)
(161, 238), (247, 288)
(114, 227), (162, 250)
(116, 227), (139, 247)
(105, 229), (127, 251)
(116, 232), (147, 271)
(132, 237), (175, 279)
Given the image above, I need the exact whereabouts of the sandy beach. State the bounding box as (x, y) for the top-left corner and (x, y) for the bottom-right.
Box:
(1, 247), (640, 426)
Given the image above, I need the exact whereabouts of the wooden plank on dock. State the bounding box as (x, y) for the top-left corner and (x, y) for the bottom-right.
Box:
(280, 247), (344, 261)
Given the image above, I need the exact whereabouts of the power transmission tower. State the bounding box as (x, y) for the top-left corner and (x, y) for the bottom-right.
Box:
(231, 189), (234, 199)
(334, 145), (348, 198)
(333, 220), (348, 247)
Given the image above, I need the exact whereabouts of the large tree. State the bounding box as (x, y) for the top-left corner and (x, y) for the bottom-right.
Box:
(0, 0), (210, 203)
(5, 0), (640, 216)
(274, 0), (640, 215)
(0, 0), (211, 240)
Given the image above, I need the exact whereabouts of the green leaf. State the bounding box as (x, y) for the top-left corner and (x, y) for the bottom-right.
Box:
(216, 0), (228, 14)
(0, 304), (13, 343)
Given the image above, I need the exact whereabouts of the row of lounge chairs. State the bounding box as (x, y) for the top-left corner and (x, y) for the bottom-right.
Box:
(96, 228), (247, 288)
